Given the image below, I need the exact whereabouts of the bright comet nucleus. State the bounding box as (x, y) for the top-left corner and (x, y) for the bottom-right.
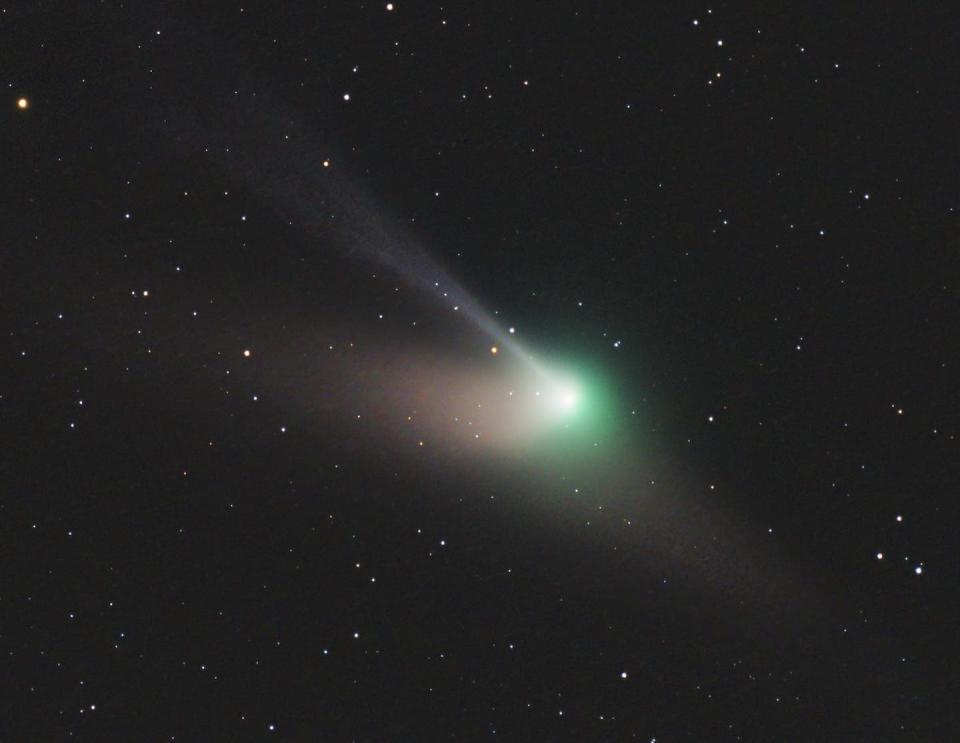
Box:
(557, 384), (580, 411)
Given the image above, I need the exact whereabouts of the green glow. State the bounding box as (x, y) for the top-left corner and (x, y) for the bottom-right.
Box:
(558, 385), (580, 411)
(544, 377), (581, 415)
(525, 359), (620, 460)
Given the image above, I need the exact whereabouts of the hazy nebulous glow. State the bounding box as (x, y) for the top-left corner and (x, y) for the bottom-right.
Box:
(276, 333), (612, 458)
(185, 95), (614, 452)
(556, 383), (580, 411)
(413, 356), (611, 454)
(441, 360), (590, 446)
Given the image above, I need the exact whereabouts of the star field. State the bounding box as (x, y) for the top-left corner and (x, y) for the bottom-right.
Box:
(3, 2), (959, 740)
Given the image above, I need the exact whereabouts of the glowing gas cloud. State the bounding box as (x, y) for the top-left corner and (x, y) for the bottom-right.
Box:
(173, 94), (590, 445)
(145, 46), (815, 633)
(246, 322), (609, 456)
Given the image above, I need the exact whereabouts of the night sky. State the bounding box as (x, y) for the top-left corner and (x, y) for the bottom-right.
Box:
(4, 2), (960, 740)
